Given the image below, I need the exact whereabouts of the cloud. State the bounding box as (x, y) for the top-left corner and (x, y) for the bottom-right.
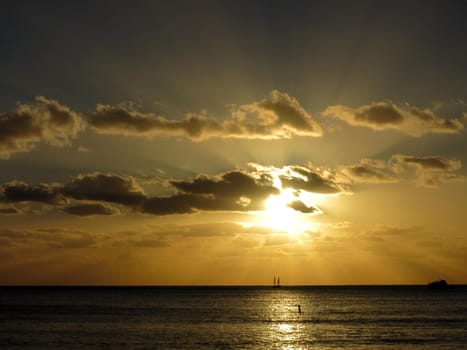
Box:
(287, 200), (320, 213)
(341, 159), (398, 184)
(88, 91), (322, 140)
(0, 205), (20, 215)
(0, 91), (321, 159)
(0, 227), (98, 249)
(141, 194), (197, 215)
(390, 154), (465, 187)
(2, 94), (465, 161)
(339, 155), (465, 187)
(77, 145), (92, 153)
(0, 173), (144, 208)
(171, 170), (277, 202)
(0, 181), (67, 205)
(142, 170), (279, 215)
(230, 90), (322, 138)
(0, 96), (84, 159)
(63, 202), (119, 216)
(2, 153), (461, 218)
(63, 173), (146, 205)
(390, 155), (461, 172)
(279, 165), (347, 194)
(322, 101), (464, 136)
(0, 168), (281, 216)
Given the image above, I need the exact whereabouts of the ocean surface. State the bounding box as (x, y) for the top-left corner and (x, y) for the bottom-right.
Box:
(1, 286), (466, 349)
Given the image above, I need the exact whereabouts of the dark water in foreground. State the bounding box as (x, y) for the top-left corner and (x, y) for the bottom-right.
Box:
(1, 286), (466, 349)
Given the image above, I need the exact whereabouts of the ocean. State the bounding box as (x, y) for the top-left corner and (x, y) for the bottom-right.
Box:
(1, 286), (466, 349)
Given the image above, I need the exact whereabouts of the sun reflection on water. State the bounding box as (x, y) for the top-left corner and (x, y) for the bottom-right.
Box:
(278, 323), (294, 332)
(265, 290), (309, 349)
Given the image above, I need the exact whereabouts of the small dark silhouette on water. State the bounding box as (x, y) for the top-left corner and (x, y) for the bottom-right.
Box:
(273, 276), (281, 288)
(427, 279), (448, 289)
(298, 304), (301, 314)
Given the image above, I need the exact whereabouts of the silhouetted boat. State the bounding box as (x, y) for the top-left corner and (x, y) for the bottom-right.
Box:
(273, 276), (281, 288)
(427, 279), (448, 289)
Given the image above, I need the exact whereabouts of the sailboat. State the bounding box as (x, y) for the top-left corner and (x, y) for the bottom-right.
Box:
(273, 276), (281, 288)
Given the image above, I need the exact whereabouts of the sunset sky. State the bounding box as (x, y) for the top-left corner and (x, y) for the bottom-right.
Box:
(1, 0), (466, 285)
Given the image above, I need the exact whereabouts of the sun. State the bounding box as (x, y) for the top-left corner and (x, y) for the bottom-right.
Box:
(242, 165), (326, 235)
(258, 189), (310, 235)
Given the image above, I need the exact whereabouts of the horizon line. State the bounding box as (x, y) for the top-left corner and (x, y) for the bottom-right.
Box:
(1, 283), (464, 288)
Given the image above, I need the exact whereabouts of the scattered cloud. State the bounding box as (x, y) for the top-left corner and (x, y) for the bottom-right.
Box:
(63, 202), (119, 216)
(0, 181), (67, 205)
(0, 153), (463, 217)
(141, 194), (197, 215)
(63, 172), (146, 205)
(1, 94), (465, 160)
(171, 170), (278, 206)
(287, 200), (320, 213)
(0, 227), (98, 249)
(77, 145), (92, 153)
(339, 155), (465, 188)
(341, 158), (398, 184)
(390, 154), (465, 187)
(278, 165), (347, 194)
(390, 155), (461, 172)
(0, 91), (322, 159)
(88, 90), (322, 140)
(0, 169), (279, 216)
(142, 170), (279, 215)
(0, 96), (84, 159)
(322, 101), (465, 136)
(230, 90), (322, 138)
(0, 205), (20, 215)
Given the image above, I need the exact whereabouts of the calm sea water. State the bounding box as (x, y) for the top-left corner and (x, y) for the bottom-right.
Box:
(1, 286), (466, 349)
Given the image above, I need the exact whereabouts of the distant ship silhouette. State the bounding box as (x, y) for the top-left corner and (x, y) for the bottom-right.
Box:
(273, 276), (281, 288)
(427, 279), (448, 289)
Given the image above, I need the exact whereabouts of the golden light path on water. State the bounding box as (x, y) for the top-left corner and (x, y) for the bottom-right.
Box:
(265, 290), (310, 350)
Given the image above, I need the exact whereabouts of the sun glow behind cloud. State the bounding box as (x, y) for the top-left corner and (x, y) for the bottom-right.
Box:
(263, 189), (307, 235)
(242, 167), (327, 235)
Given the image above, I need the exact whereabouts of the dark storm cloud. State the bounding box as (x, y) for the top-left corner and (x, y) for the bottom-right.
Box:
(279, 166), (346, 194)
(63, 203), (119, 216)
(63, 173), (146, 205)
(323, 102), (464, 136)
(88, 91), (322, 139)
(341, 159), (397, 184)
(0, 96), (84, 159)
(0, 181), (66, 205)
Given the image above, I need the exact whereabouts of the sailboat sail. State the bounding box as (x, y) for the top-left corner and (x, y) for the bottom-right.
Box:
(273, 276), (281, 288)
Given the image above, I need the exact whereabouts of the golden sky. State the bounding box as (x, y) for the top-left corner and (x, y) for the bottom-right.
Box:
(1, 1), (466, 285)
